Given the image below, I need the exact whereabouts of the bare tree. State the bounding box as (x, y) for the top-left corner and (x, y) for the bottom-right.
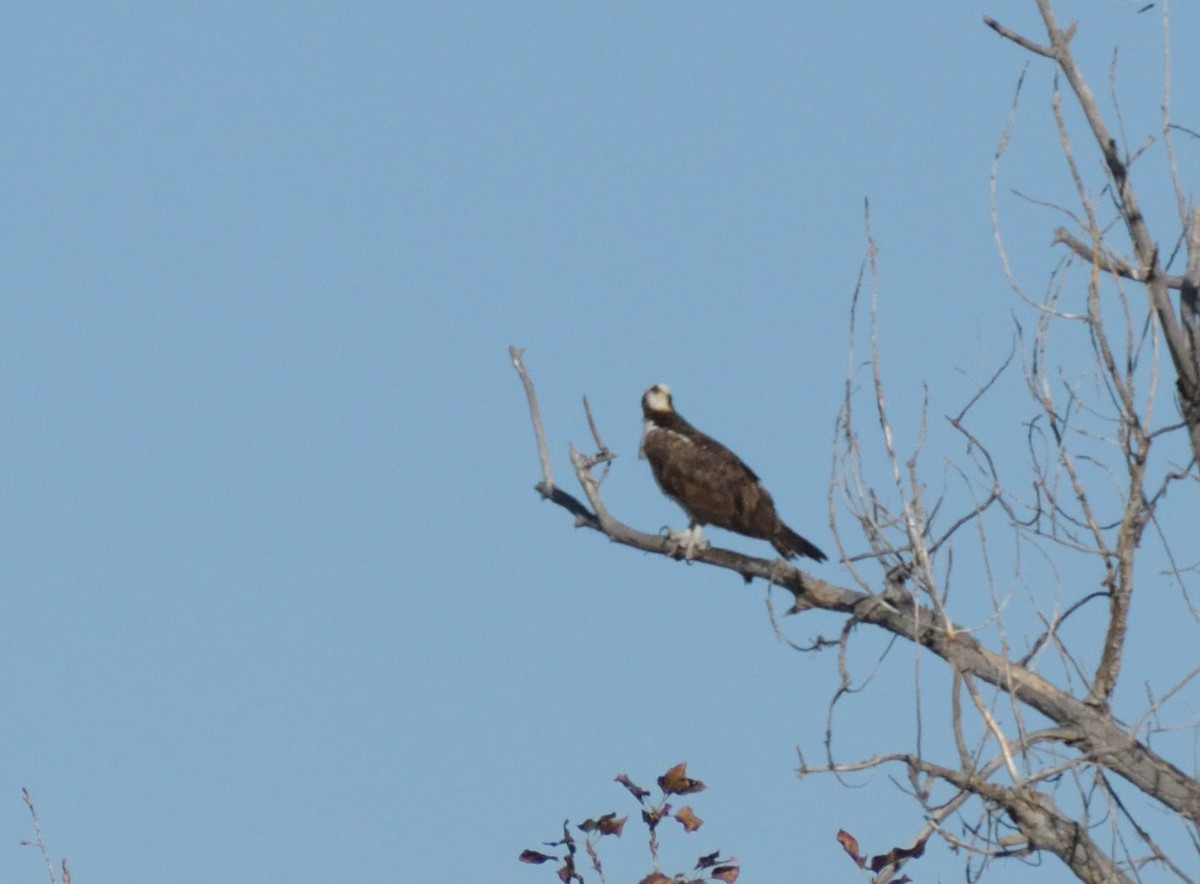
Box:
(513, 3), (1200, 881)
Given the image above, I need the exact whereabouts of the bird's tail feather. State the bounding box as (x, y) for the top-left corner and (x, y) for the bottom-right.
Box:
(772, 525), (827, 563)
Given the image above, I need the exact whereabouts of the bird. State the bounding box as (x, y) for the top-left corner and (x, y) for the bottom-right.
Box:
(638, 383), (827, 563)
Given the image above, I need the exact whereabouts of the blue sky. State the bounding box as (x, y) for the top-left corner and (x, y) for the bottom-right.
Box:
(3, 2), (1198, 882)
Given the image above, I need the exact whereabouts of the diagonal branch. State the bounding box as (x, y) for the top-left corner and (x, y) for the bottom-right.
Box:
(1178, 208), (1200, 450)
(1052, 227), (1185, 290)
(983, 16), (1057, 59)
(809, 750), (1133, 883)
(986, 3), (1200, 464)
(510, 349), (1200, 830)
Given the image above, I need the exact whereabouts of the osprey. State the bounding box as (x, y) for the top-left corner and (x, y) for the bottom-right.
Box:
(639, 384), (827, 562)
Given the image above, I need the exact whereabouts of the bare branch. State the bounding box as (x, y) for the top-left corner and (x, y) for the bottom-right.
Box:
(999, 2), (1200, 464)
(509, 346), (555, 492)
(807, 747), (1134, 882)
(983, 16), (1056, 59)
(519, 8), (1200, 880)
(21, 789), (60, 884)
(513, 355), (1200, 827)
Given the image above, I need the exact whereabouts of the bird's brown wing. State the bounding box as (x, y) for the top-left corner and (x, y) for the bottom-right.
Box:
(643, 428), (781, 541)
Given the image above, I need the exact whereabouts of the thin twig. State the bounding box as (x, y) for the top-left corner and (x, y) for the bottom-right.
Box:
(581, 395), (616, 482)
(21, 789), (59, 884)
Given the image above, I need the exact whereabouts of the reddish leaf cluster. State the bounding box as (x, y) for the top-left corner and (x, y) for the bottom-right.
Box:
(638, 866), (738, 884)
(836, 828), (927, 882)
(520, 763), (738, 883)
(642, 803), (669, 832)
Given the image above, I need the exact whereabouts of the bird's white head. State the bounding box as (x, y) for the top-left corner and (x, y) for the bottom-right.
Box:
(642, 383), (674, 416)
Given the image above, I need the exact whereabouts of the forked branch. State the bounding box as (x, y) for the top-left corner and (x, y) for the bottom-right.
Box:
(508, 347), (1200, 835)
(986, 3), (1200, 463)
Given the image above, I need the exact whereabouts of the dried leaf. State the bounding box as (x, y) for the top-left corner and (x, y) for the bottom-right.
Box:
(658, 762), (707, 795)
(615, 772), (651, 802)
(868, 836), (928, 872)
(579, 812), (626, 836)
(639, 873), (672, 884)
(696, 852), (737, 871)
(712, 865), (740, 883)
(836, 829), (865, 868)
(558, 822), (577, 854)
(674, 805), (703, 833)
(597, 813), (626, 836)
(518, 849), (557, 865)
(555, 849), (583, 884)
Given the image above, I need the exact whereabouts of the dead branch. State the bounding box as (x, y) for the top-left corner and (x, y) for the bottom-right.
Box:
(990, 3), (1200, 464)
(509, 346), (555, 492)
(983, 16), (1057, 60)
(515, 6), (1200, 881)
(509, 349), (1200, 831)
